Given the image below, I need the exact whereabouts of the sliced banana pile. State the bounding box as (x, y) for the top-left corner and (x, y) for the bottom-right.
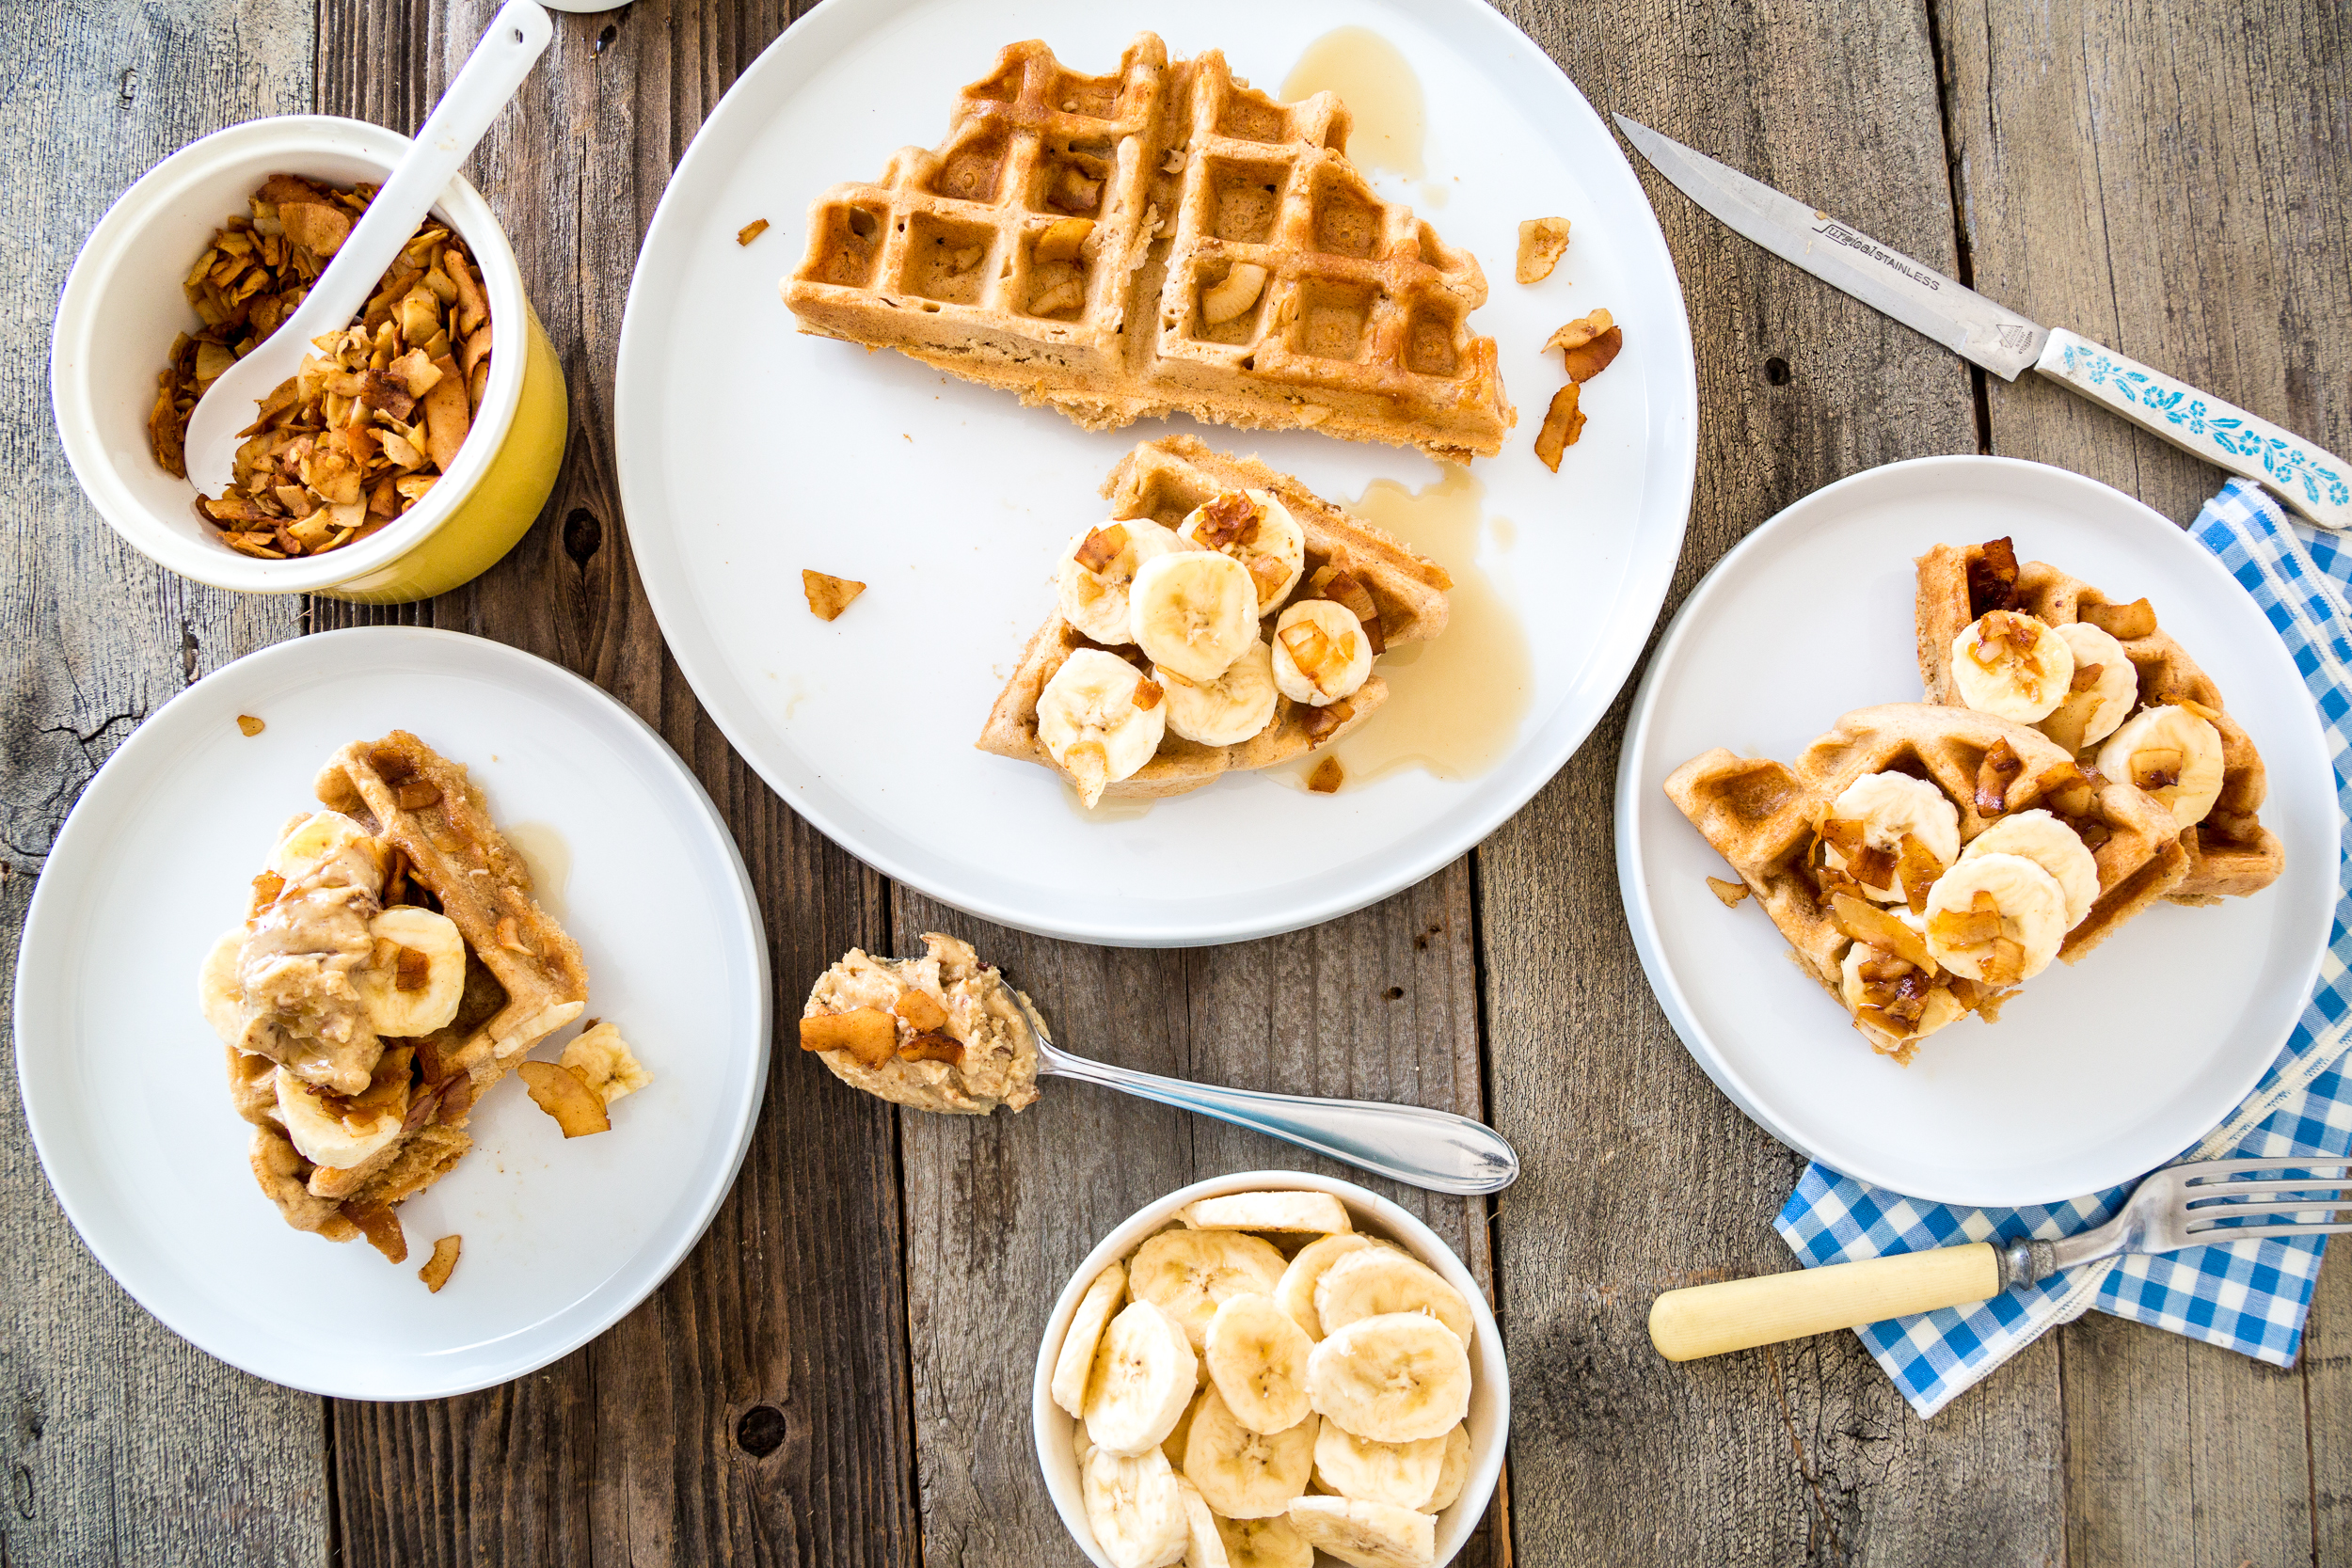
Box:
(1947, 600), (2228, 831)
(1051, 1191), (1480, 1568)
(1037, 489), (1389, 807)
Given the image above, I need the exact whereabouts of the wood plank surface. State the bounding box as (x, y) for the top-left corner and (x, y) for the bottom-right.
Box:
(1475, 1), (2072, 1562)
(885, 867), (1502, 1566)
(1937, 2), (2351, 1561)
(309, 5), (921, 1564)
(0, 5), (326, 1566)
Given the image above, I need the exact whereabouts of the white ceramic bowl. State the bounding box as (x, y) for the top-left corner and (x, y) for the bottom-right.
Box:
(1033, 1171), (1509, 1567)
(50, 115), (564, 603)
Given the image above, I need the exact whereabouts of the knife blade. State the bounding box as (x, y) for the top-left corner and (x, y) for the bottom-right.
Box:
(1613, 114), (2351, 531)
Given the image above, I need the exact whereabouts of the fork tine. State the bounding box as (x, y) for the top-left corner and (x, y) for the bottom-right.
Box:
(2185, 1197), (2352, 1217)
(2179, 1221), (2352, 1243)
(2178, 1156), (2352, 1183)
(2185, 1179), (2352, 1202)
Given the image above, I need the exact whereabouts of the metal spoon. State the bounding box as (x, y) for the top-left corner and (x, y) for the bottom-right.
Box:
(1012, 994), (1519, 1196)
(183, 0), (553, 498)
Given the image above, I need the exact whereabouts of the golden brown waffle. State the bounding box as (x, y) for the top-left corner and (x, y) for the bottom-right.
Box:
(782, 35), (1513, 462)
(1666, 704), (2189, 1058)
(231, 732), (588, 1246)
(976, 435), (1450, 798)
(1916, 542), (2282, 902)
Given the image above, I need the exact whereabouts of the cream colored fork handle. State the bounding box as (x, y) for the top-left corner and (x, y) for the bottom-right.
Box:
(1648, 1243), (2001, 1361)
(2034, 327), (2352, 532)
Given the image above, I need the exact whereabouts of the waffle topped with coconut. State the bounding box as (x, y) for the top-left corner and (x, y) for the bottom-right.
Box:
(1915, 536), (2282, 902)
(977, 436), (1450, 803)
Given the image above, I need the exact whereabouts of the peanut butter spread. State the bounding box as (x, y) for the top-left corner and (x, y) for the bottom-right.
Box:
(803, 933), (1041, 1115)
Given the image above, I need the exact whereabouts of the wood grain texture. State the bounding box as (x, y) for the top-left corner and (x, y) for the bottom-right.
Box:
(0, 5), (324, 1566)
(887, 869), (1503, 1566)
(1938, 3), (2350, 1561)
(1475, 0), (2071, 1562)
(2308, 1252), (2349, 1563)
(309, 5), (920, 1564)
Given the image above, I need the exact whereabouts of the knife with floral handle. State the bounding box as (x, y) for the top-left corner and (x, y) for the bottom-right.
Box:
(1615, 115), (2351, 532)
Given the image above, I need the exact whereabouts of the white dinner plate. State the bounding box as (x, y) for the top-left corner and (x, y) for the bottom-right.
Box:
(1616, 457), (2335, 1207)
(13, 628), (770, 1399)
(614, 0), (1697, 945)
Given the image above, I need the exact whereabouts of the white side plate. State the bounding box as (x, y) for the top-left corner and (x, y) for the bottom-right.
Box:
(14, 628), (770, 1399)
(615, 0), (1698, 945)
(1616, 457), (2334, 1207)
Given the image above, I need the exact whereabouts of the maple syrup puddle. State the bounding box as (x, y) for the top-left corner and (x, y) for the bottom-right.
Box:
(1282, 27), (1425, 185)
(1273, 466), (1533, 791)
(505, 821), (572, 922)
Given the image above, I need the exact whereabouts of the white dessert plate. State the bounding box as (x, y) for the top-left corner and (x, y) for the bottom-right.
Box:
(1616, 456), (2334, 1208)
(13, 627), (770, 1399)
(614, 0), (1697, 946)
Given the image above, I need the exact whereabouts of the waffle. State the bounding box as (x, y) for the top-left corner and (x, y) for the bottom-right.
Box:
(976, 435), (1451, 798)
(782, 35), (1513, 462)
(1666, 703), (2189, 1059)
(1916, 541), (2282, 902)
(229, 731), (588, 1248)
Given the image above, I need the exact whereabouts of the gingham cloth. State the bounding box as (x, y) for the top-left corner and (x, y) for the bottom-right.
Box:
(1774, 479), (2352, 1418)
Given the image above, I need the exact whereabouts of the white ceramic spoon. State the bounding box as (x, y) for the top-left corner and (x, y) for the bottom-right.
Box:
(183, 0), (553, 499)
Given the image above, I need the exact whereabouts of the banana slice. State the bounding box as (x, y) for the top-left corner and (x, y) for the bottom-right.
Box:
(1059, 519), (1184, 646)
(1180, 489), (1307, 615)
(1820, 771), (1962, 904)
(1181, 1386), (1316, 1518)
(1422, 1424), (1470, 1514)
(1284, 1497), (1437, 1568)
(1962, 808), (2099, 928)
(355, 905), (467, 1037)
(199, 929), (249, 1045)
(1950, 610), (2074, 721)
(1130, 1228), (1292, 1351)
(1305, 1313), (1471, 1445)
(1274, 1234), (1375, 1340)
(1173, 1478), (1231, 1568)
(1271, 600), (1372, 706)
(1923, 851), (2068, 983)
(1055, 1261), (1130, 1418)
(1133, 550), (1259, 683)
(1086, 1299), (1201, 1457)
(1159, 641), (1279, 747)
(561, 1021), (652, 1105)
(1205, 1293), (1315, 1434)
(2096, 703), (2225, 827)
(1079, 1434), (1192, 1568)
(274, 1064), (405, 1169)
(1313, 1249), (1474, 1351)
(1180, 1191), (1353, 1234)
(1214, 1514), (1313, 1568)
(2038, 622), (2139, 751)
(1312, 1422), (1444, 1510)
(1038, 648), (1169, 807)
(268, 810), (383, 886)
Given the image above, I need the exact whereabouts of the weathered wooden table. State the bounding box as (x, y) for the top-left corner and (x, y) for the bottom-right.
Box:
(6, 1), (2347, 1562)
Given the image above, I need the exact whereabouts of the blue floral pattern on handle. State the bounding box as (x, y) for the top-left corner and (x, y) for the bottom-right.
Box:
(2058, 342), (2351, 508)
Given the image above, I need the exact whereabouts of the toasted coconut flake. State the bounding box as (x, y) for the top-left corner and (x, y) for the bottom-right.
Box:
(800, 1007), (898, 1068)
(517, 1060), (612, 1137)
(1831, 893), (1937, 974)
(1975, 737), (2025, 816)
(236, 713), (266, 737)
(803, 569), (866, 622)
(1201, 262), (1267, 325)
(1706, 875), (1749, 908)
(2081, 597), (2157, 639)
(1033, 217), (1094, 263)
(1534, 384), (1585, 471)
(1516, 216), (1571, 283)
(898, 1032), (964, 1065)
(1965, 537), (2022, 616)
(893, 990), (949, 1032)
(418, 1234), (461, 1292)
(1545, 309), (1621, 383)
(1307, 757), (1344, 794)
(1074, 523), (1129, 573)
(342, 1200), (407, 1264)
(737, 218), (771, 246)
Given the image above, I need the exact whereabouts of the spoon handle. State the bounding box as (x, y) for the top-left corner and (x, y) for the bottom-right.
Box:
(1039, 1046), (1519, 1196)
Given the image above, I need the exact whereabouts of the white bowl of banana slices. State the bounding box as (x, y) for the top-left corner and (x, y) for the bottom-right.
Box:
(1033, 1173), (1508, 1568)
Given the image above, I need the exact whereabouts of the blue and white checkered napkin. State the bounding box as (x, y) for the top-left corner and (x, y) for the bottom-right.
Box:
(1773, 479), (2352, 1418)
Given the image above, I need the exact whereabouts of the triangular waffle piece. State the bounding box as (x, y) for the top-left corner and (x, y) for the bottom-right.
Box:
(783, 35), (1513, 461)
(227, 731), (588, 1250)
(1666, 704), (2189, 1061)
(1916, 541), (2282, 902)
(977, 435), (1450, 798)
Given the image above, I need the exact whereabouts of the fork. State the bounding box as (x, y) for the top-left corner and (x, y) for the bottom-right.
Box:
(1647, 1156), (2352, 1360)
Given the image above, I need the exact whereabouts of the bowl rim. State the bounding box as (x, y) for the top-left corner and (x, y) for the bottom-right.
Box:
(1029, 1170), (1510, 1567)
(49, 113), (531, 594)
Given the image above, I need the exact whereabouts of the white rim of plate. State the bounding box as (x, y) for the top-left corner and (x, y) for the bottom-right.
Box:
(611, 0), (1699, 947)
(1613, 454), (2334, 1207)
(12, 626), (772, 1399)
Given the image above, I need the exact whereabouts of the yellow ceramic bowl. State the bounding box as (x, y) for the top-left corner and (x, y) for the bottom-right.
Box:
(52, 115), (566, 603)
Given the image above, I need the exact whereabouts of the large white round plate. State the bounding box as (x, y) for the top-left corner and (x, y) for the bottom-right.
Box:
(615, 0), (1696, 945)
(1617, 457), (2335, 1207)
(13, 628), (770, 1399)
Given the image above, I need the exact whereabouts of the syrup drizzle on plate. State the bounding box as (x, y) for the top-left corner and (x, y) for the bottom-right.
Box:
(1281, 26), (1424, 184)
